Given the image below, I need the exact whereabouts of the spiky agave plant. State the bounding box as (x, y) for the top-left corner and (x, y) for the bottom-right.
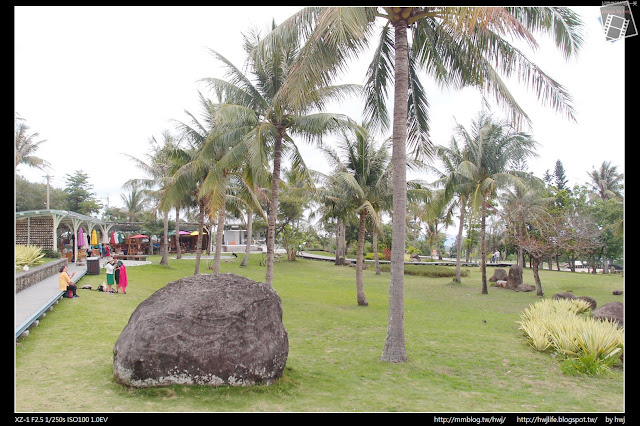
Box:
(15, 245), (45, 270)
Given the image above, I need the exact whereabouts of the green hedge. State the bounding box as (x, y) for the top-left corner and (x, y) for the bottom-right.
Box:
(377, 263), (469, 278)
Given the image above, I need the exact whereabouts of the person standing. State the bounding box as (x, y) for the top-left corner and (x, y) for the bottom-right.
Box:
(114, 259), (123, 292)
(105, 258), (116, 293)
(58, 265), (78, 298)
(118, 263), (129, 294)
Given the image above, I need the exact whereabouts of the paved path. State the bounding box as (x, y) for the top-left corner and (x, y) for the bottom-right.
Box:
(15, 262), (88, 336)
(15, 259), (150, 338)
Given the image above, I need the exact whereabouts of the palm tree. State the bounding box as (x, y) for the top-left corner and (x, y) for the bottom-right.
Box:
(587, 161), (624, 201)
(320, 124), (390, 306)
(258, 6), (583, 362)
(124, 130), (181, 265)
(15, 115), (49, 172)
(201, 25), (357, 285)
(423, 190), (456, 260)
(119, 183), (147, 223)
(455, 110), (538, 294)
(430, 137), (475, 282)
(168, 96), (220, 274)
(236, 169), (269, 267)
(312, 173), (352, 266)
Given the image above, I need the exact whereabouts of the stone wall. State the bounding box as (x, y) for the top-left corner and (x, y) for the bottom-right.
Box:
(15, 258), (67, 293)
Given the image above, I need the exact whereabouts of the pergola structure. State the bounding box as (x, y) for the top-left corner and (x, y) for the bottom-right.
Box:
(15, 209), (257, 256)
(15, 209), (144, 257)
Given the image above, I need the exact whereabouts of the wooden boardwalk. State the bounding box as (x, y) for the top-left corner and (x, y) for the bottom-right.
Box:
(299, 251), (513, 268)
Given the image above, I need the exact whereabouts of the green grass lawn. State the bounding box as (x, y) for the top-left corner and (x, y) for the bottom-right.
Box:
(15, 255), (624, 412)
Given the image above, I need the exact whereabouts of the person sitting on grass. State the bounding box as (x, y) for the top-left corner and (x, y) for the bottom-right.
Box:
(59, 265), (78, 298)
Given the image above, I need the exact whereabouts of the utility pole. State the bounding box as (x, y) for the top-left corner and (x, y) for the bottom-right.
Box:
(43, 173), (53, 209)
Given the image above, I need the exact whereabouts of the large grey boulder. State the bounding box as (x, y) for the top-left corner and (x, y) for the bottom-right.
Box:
(506, 265), (523, 290)
(489, 269), (507, 282)
(113, 273), (288, 388)
(592, 302), (624, 328)
(553, 291), (577, 300)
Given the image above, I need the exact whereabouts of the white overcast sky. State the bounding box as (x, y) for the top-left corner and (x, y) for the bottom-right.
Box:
(15, 6), (625, 211)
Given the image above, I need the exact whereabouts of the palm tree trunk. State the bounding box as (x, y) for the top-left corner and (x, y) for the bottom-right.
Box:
(161, 210), (169, 265)
(373, 227), (381, 275)
(241, 206), (253, 267)
(213, 204), (225, 273)
(455, 200), (466, 283)
(532, 257), (544, 296)
(194, 200), (205, 275)
(335, 218), (343, 265)
(480, 195), (488, 294)
(517, 223), (525, 267)
(356, 211), (368, 306)
(266, 133), (283, 286)
(341, 221), (347, 263)
(175, 207), (182, 259)
(381, 22), (408, 363)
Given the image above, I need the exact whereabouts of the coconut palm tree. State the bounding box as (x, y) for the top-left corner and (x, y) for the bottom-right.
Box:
(423, 190), (456, 260)
(201, 25), (357, 285)
(119, 183), (147, 224)
(430, 137), (476, 282)
(168, 95), (221, 274)
(236, 169), (269, 267)
(311, 173), (353, 266)
(15, 115), (49, 172)
(455, 110), (538, 294)
(587, 161), (624, 201)
(320, 124), (391, 306)
(257, 6), (583, 362)
(124, 130), (182, 265)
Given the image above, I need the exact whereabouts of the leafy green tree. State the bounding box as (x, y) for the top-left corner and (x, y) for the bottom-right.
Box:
(63, 170), (102, 215)
(15, 176), (67, 211)
(101, 205), (129, 222)
(554, 159), (569, 191)
(589, 198), (623, 270)
(499, 177), (553, 268)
